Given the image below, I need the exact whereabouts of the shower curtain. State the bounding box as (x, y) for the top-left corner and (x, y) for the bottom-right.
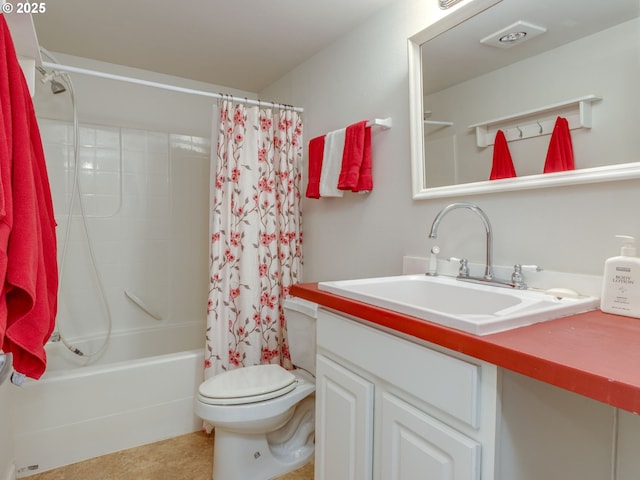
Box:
(205, 100), (303, 379)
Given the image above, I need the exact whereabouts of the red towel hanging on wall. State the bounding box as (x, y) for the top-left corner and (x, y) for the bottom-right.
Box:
(305, 135), (325, 198)
(308, 120), (373, 198)
(0, 15), (58, 380)
(353, 126), (372, 192)
(544, 117), (574, 173)
(489, 130), (516, 180)
(338, 120), (368, 190)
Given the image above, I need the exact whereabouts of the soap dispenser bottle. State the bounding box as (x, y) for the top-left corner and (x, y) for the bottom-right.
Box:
(601, 235), (640, 318)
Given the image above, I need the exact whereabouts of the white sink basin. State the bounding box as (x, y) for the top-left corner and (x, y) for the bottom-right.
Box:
(318, 274), (599, 335)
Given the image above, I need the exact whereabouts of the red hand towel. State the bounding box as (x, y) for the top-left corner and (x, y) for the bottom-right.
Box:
(338, 120), (367, 190)
(489, 130), (516, 180)
(0, 15), (58, 380)
(544, 117), (574, 173)
(353, 126), (372, 192)
(305, 135), (325, 199)
(0, 51), (9, 346)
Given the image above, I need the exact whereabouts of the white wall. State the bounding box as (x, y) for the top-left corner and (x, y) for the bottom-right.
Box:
(262, 0), (434, 282)
(499, 371), (613, 480)
(262, 0), (640, 283)
(260, 0), (640, 477)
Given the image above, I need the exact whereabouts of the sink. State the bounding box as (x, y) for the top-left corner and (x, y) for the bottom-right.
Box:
(318, 274), (599, 335)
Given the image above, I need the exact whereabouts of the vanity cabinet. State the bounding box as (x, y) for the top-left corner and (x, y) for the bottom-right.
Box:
(315, 355), (374, 479)
(315, 309), (499, 480)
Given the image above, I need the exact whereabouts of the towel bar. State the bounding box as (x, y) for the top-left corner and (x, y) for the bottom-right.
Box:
(367, 117), (392, 129)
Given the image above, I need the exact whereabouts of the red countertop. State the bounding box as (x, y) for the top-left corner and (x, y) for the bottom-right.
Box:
(291, 282), (640, 414)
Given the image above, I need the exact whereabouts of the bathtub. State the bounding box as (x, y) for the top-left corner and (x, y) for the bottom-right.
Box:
(11, 321), (205, 477)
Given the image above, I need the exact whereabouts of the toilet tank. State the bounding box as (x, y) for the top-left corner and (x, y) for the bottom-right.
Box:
(284, 297), (318, 375)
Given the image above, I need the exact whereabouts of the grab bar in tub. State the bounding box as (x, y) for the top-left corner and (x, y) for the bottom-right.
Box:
(124, 290), (163, 321)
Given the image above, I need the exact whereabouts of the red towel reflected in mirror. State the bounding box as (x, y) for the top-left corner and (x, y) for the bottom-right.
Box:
(544, 117), (574, 173)
(489, 130), (516, 180)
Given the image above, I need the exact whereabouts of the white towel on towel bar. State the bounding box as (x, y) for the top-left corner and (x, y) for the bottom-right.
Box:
(319, 128), (346, 197)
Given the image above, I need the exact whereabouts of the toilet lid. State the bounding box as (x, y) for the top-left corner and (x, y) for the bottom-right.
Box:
(198, 364), (297, 405)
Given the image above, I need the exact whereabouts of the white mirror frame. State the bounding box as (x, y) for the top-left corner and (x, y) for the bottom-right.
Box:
(408, 0), (640, 200)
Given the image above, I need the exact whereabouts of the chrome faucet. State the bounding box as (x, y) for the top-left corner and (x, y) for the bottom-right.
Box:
(429, 202), (495, 280)
(428, 202), (542, 289)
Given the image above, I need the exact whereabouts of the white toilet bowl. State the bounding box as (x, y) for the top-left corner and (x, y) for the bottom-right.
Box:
(195, 297), (317, 480)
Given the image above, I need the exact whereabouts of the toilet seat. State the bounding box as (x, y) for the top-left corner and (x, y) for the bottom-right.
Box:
(199, 364), (297, 406)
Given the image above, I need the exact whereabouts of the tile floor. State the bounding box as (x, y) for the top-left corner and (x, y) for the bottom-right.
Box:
(27, 431), (314, 480)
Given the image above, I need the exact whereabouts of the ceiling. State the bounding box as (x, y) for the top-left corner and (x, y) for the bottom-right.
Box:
(31, 0), (397, 92)
(421, 0), (640, 94)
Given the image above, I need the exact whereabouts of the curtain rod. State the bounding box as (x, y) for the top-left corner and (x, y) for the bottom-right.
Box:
(41, 61), (304, 113)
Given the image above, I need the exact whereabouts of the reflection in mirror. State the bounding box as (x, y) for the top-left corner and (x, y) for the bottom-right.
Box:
(408, 0), (640, 199)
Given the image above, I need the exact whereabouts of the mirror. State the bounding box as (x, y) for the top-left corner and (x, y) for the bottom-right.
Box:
(408, 0), (640, 199)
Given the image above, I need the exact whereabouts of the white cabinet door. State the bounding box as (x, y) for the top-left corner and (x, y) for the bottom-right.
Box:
(380, 392), (481, 480)
(315, 355), (375, 480)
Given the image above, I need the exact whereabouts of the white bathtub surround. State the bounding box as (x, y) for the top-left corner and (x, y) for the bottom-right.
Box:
(40, 119), (210, 342)
(0, 382), (15, 480)
(11, 322), (204, 477)
(44, 321), (204, 371)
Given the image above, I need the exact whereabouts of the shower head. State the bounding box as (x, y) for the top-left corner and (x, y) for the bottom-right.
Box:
(50, 78), (67, 94)
(36, 65), (67, 94)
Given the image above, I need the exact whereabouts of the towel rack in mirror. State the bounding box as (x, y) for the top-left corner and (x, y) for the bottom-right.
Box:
(468, 95), (601, 147)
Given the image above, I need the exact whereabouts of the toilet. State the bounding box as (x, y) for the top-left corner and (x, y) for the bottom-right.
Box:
(195, 297), (317, 480)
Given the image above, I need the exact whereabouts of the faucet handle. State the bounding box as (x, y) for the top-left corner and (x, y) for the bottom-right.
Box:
(511, 264), (543, 289)
(449, 257), (469, 277)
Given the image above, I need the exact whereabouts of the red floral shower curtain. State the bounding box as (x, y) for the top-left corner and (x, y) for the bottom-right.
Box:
(205, 100), (303, 379)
